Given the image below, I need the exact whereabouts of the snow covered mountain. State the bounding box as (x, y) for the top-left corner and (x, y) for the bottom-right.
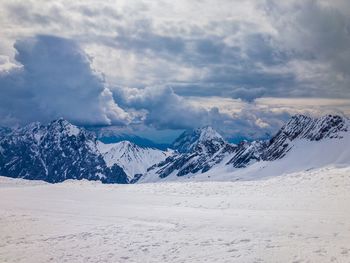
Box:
(262, 114), (349, 161)
(138, 114), (350, 182)
(0, 119), (128, 184)
(97, 140), (172, 181)
(1, 114), (349, 184)
(226, 114), (349, 167)
(142, 126), (237, 180)
(171, 126), (226, 153)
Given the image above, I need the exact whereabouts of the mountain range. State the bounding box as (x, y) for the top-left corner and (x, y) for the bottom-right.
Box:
(87, 127), (170, 150)
(140, 114), (350, 182)
(0, 114), (349, 184)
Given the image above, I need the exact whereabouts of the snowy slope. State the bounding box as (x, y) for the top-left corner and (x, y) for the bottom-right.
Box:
(1, 166), (350, 262)
(97, 141), (173, 180)
(198, 131), (350, 182)
(139, 115), (350, 183)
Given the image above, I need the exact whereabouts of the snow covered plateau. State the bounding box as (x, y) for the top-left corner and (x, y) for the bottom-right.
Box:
(1, 166), (350, 262)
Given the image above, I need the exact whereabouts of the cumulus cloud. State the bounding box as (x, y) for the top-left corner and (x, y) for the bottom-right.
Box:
(113, 86), (220, 130)
(112, 85), (293, 140)
(0, 35), (130, 126)
(0, 0), (349, 140)
(0, 33), (292, 140)
(1, 0), (350, 103)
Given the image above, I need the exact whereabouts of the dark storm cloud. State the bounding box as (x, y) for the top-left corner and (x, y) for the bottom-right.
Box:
(0, 35), (129, 126)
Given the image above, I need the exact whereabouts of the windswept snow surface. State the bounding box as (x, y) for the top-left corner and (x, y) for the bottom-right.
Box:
(1, 166), (350, 262)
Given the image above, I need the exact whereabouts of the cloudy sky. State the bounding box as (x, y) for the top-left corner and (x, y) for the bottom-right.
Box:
(0, 0), (350, 142)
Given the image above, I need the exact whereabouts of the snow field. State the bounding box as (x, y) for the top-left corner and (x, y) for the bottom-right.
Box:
(0, 166), (350, 262)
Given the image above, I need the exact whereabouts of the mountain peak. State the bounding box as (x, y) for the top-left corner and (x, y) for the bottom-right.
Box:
(281, 114), (348, 141)
(171, 126), (224, 153)
(0, 119), (128, 184)
(48, 118), (81, 136)
(49, 118), (73, 127)
(116, 140), (139, 151)
(197, 126), (224, 142)
(97, 140), (171, 180)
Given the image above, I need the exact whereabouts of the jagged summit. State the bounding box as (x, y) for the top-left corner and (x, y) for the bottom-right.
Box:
(97, 140), (171, 180)
(171, 126), (225, 153)
(197, 126), (224, 141)
(139, 114), (350, 182)
(1, 114), (349, 184)
(46, 118), (81, 137)
(142, 126), (235, 180)
(278, 114), (348, 141)
(114, 140), (138, 150)
(15, 118), (80, 138)
(0, 119), (128, 184)
(261, 114), (349, 161)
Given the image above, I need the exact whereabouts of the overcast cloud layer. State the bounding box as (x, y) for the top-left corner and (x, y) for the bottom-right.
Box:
(0, 0), (349, 140)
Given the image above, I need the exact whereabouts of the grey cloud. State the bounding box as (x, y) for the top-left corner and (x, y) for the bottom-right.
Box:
(5, 0), (349, 102)
(0, 0), (349, 138)
(4, 1), (65, 27)
(113, 86), (213, 130)
(265, 0), (350, 95)
(109, 1), (350, 101)
(110, 24), (294, 101)
(0, 35), (130, 127)
(171, 64), (296, 101)
(112, 85), (292, 140)
(120, 35), (184, 56)
(229, 87), (267, 102)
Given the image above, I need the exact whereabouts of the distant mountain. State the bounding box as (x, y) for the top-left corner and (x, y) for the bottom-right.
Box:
(138, 114), (350, 182)
(88, 128), (170, 150)
(0, 119), (173, 184)
(227, 114), (349, 166)
(142, 127), (237, 180)
(1, 114), (349, 184)
(262, 114), (349, 161)
(171, 126), (227, 153)
(0, 119), (128, 184)
(97, 140), (172, 181)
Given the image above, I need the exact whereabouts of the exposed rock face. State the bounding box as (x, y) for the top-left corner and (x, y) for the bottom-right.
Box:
(0, 119), (128, 184)
(226, 140), (267, 168)
(146, 126), (237, 179)
(142, 114), (349, 181)
(262, 114), (349, 161)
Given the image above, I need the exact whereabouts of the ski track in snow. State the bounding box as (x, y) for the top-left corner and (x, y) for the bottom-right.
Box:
(1, 166), (350, 262)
